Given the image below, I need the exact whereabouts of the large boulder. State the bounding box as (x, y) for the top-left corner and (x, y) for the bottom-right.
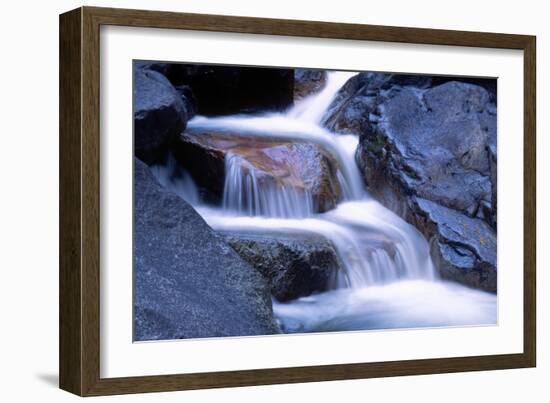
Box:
(134, 158), (280, 340)
(362, 82), (496, 223)
(159, 64), (294, 116)
(358, 80), (496, 220)
(294, 69), (327, 100)
(323, 72), (497, 292)
(323, 72), (496, 136)
(225, 232), (341, 301)
(173, 128), (344, 213)
(133, 65), (191, 164)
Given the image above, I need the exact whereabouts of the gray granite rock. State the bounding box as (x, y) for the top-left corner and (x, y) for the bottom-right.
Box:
(134, 158), (280, 341)
(416, 198), (497, 292)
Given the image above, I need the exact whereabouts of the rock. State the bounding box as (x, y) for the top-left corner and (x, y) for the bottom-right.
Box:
(323, 72), (497, 135)
(294, 69), (327, 100)
(225, 232), (341, 301)
(133, 66), (190, 164)
(321, 72), (405, 135)
(160, 64), (294, 116)
(415, 198), (497, 292)
(324, 73), (497, 225)
(432, 76), (497, 103)
(134, 158), (280, 341)
(134, 61), (170, 76)
(358, 81), (497, 226)
(173, 128), (344, 212)
(324, 72), (497, 291)
(174, 84), (197, 119)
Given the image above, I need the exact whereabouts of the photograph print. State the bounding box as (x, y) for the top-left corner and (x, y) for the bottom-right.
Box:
(133, 61), (497, 341)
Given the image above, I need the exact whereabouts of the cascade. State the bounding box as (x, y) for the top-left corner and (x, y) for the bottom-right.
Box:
(153, 71), (496, 333)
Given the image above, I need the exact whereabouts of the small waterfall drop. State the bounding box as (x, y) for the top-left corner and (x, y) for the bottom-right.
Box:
(222, 153), (314, 218)
(150, 154), (200, 205)
(289, 71), (356, 124)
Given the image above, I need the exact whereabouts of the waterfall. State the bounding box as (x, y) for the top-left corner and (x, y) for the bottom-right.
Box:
(222, 153), (314, 218)
(187, 71), (435, 287)
(288, 71), (357, 124)
(188, 115), (365, 201)
(162, 70), (496, 333)
(201, 199), (435, 290)
(150, 154), (200, 205)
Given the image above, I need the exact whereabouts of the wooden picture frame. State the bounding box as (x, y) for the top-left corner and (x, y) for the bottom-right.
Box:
(59, 6), (536, 396)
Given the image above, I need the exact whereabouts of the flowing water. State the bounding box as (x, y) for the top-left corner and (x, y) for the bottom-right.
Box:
(155, 71), (497, 334)
(222, 153), (315, 218)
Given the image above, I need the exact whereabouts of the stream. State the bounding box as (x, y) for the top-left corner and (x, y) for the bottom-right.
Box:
(155, 71), (497, 334)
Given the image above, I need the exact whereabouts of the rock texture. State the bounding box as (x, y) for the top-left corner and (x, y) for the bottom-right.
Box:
(323, 72), (497, 292)
(294, 69), (327, 100)
(133, 65), (192, 164)
(134, 158), (280, 340)
(415, 198), (497, 291)
(173, 128), (344, 212)
(225, 232), (341, 301)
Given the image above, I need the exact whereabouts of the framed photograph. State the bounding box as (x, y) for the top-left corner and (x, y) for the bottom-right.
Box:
(59, 6), (536, 396)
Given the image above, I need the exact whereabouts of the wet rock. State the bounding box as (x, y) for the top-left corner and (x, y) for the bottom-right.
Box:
(324, 72), (497, 291)
(323, 72), (496, 135)
(134, 158), (280, 341)
(225, 232), (341, 301)
(358, 81), (497, 226)
(415, 199), (497, 292)
(294, 69), (327, 100)
(133, 66), (190, 164)
(321, 72), (408, 136)
(173, 128), (344, 212)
